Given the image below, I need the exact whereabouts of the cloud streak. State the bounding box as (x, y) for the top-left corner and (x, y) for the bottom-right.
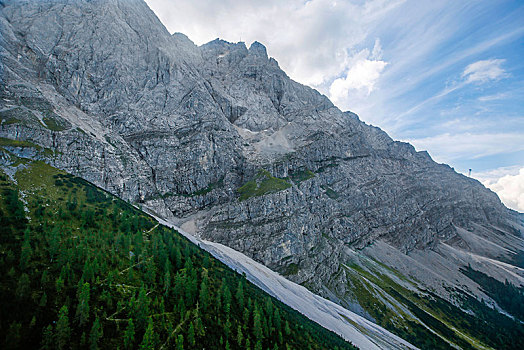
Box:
(462, 59), (508, 84)
(407, 132), (524, 162)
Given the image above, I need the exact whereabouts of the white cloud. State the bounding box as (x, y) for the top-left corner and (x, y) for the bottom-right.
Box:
(407, 132), (524, 163)
(481, 167), (524, 212)
(329, 43), (388, 105)
(473, 165), (522, 184)
(462, 59), (507, 84)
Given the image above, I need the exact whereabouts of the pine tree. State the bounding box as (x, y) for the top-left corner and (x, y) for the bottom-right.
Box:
(163, 269), (171, 296)
(236, 325), (244, 346)
(139, 318), (154, 350)
(5, 322), (21, 349)
(41, 324), (54, 350)
(221, 281), (232, 315)
(124, 318), (135, 349)
(76, 282), (91, 326)
(89, 317), (103, 350)
(41, 269), (49, 286)
(39, 292), (48, 307)
(198, 276), (209, 311)
(19, 233), (32, 269)
(224, 317), (232, 339)
(284, 320), (291, 336)
(176, 334), (184, 350)
(136, 285), (150, 330)
(274, 309), (282, 332)
(195, 316), (205, 337)
(16, 273), (30, 299)
(253, 307), (263, 342)
(235, 280), (245, 309)
(243, 307), (250, 329)
(56, 305), (71, 350)
(56, 276), (65, 294)
(188, 322), (196, 346)
(174, 246), (182, 269)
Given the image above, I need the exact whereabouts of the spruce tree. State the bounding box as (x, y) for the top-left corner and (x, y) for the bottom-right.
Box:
(124, 318), (135, 349)
(198, 276), (209, 311)
(56, 305), (71, 350)
(253, 307), (263, 342)
(76, 282), (91, 326)
(89, 317), (103, 350)
(188, 322), (196, 346)
(284, 320), (291, 336)
(236, 280), (245, 309)
(41, 324), (54, 350)
(236, 324), (244, 346)
(176, 334), (184, 350)
(139, 318), (154, 350)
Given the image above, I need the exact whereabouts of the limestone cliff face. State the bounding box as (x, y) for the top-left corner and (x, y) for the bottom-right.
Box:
(1, 0), (522, 326)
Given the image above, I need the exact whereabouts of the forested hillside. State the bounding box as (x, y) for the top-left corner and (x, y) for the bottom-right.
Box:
(0, 155), (357, 350)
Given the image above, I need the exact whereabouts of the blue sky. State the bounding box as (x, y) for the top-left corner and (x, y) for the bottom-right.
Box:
(145, 0), (524, 211)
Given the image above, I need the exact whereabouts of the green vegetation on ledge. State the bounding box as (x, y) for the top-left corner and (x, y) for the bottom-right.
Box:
(238, 169), (292, 201)
(0, 137), (59, 158)
(289, 169), (315, 184)
(0, 159), (356, 350)
(341, 260), (524, 350)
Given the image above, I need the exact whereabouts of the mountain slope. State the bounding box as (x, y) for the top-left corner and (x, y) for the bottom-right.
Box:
(152, 216), (415, 350)
(1, 0), (523, 348)
(0, 153), (359, 350)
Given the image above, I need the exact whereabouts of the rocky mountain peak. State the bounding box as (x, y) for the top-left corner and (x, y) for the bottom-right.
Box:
(249, 40), (269, 58)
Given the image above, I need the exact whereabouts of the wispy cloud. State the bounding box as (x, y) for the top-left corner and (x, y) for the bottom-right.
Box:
(407, 132), (524, 162)
(385, 56), (510, 128)
(477, 92), (511, 102)
(462, 59), (508, 84)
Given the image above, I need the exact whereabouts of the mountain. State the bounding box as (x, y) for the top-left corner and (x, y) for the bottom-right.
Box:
(0, 154), (361, 349)
(1, 0), (523, 348)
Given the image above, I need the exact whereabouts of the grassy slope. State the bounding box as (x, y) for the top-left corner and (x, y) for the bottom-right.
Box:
(0, 158), (357, 350)
(338, 257), (524, 350)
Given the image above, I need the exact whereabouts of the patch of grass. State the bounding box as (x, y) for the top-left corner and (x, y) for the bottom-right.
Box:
(0, 137), (60, 159)
(0, 137), (41, 149)
(343, 265), (458, 349)
(289, 169), (315, 184)
(42, 115), (70, 131)
(238, 169), (291, 201)
(189, 178), (224, 197)
(321, 185), (339, 199)
(0, 107), (40, 127)
(281, 262), (300, 276)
